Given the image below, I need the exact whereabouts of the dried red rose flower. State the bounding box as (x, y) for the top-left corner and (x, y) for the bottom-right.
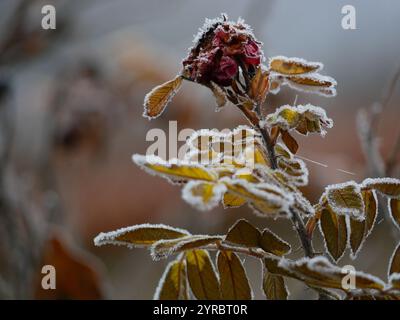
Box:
(182, 16), (263, 87)
(213, 56), (238, 86)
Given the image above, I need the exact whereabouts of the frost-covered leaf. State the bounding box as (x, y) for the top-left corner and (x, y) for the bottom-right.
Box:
(278, 256), (385, 291)
(182, 181), (226, 211)
(94, 224), (190, 248)
(389, 199), (400, 229)
(277, 157), (308, 186)
(217, 251), (252, 300)
(324, 181), (364, 219)
(151, 235), (223, 260)
(222, 178), (292, 217)
(283, 73), (337, 97)
(269, 56), (322, 75)
(249, 67), (269, 105)
(222, 192), (247, 208)
(348, 190), (377, 258)
(154, 256), (188, 300)
(132, 154), (218, 183)
(320, 205), (347, 261)
(266, 104), (333, 137)
(362, 178), (400, 199)
(210, 82), (227, 109)
(281, 130), (299, 154)
(259, 228), (291, 256)
(186, 249), (220, 300)
(143, 76), (183, 119)
(225, 219), (261, 248)
(388, 273), (400, 291)
(389, 243), (400, 276)
(262, 271), (288, 300)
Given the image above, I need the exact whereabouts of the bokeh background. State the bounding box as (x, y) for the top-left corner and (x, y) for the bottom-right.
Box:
(0, 0), (399, 299)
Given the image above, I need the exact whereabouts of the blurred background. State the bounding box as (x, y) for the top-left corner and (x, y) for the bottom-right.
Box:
(0, 0), (399, 299)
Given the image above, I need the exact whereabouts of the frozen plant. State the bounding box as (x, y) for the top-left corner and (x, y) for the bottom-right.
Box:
(94, 15), (400, 300)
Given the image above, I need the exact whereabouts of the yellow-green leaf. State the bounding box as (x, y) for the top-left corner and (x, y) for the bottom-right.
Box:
(143, 76), (182, 119)
(132, 154), (218, 183)
(320, 205), (347, 261)
(154, 257), (188, 300)
(389, 199), (400, 230)
(94, 224), (189, 248)
(259, 228), (291, 256)
(263, 272), (288, 300)
(151, 235), (223, 260)
(186, 249), (220, 300)
(217, 251), (252, 300)
(182, 181), (226, 211)
(222, 192), (247, 208)
(225, 219), (260, 248)
(269, 56), (322, 75)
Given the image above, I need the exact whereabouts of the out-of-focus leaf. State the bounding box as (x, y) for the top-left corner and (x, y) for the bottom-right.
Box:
(94, 224), (189, 248)
(186, 249), (220, 300)
(154, 256), (188, 300)
(269, 56), (322, 75)
(133, 154), (218, 183)
(279, 256), (385, 291)
(259, 228), (291, 256)
(36, 235), (105, 299)
(286, 74), (336, 88)
(281, 130), (298, 154)
(151, 235), (223, 260)
(324, 181), (364, 219)
(225, 219), (260, 248)
(389, 199), (400, 229)
(262, 271), (288, 300)
(362, 178), (400, 198)
(217, 251), (252, 300)
(320, 205), (347, 261)
(143, 75), (182, 119)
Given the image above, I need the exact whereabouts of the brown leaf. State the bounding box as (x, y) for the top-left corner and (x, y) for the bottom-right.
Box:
(259, 228), (291, 256)
(389, 199), (400, 230)
(210, 82), (227, 109)
(389, 243), (400, 276)
(35, 235), (105, 299)
(320, 205), (347, 261)
(281, 130), (298, 154)
(225, 219), (261, 248)
(362, 178), (400, 198)
(263, 271), (288, 300)
(143, 75), (183, 119)
(155, 256), (188, 300)
(186, 249), (220, 300)
(151, 235), (223, 260)
(286, 74), (335, 87)
(249, 67), (269, 104)
(325, 182), (364, 219)
(269, 56), (322, 75)
(217, 251), (252, 300)
(94, 224), (190, 248)
(349, 190), (377, 257)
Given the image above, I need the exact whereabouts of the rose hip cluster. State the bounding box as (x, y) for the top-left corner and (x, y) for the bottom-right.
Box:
(182, 20), (262, 87)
